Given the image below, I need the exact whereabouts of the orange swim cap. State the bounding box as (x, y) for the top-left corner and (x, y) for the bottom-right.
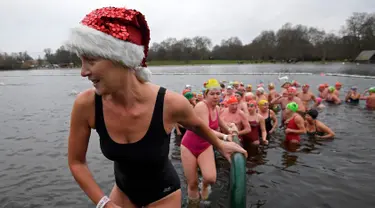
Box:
(226, 95), (238, 105)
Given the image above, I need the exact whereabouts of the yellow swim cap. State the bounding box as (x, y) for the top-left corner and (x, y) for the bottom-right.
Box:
(247, 84), (252, 88)
(258, 99), (268, 106)
(268, 83), (275, 88)
(205, 78), (221, 89)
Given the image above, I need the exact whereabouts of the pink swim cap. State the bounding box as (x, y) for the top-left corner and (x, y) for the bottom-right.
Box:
(316, 97), (322, 103)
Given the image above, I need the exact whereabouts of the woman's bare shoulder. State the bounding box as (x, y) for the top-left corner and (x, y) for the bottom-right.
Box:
(74, 88), (95, 107)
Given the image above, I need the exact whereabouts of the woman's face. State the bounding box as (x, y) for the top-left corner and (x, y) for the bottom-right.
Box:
(206, 89), (221, 105)
(285, 108), (293, 116)
(259, 103), (269, 111)
(247, 102), (256, 112)
(305, 114), (313, 122)
(235, 94), (242, 101)
(80, 56), (126, 95)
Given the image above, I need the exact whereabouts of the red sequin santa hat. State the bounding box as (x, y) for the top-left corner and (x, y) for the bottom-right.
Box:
(65, 7), (151, 82)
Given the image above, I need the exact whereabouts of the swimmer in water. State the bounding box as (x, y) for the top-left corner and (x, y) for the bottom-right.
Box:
(360, 87), (375, 109)
(224, 85), (235, 100)
(66, 8), (246, 208)
(258, 100), (278, 137)
(268, 83), (281, 113)
(196, 93), (204, 102)
(311, 97), (325, 110)
(334, 82), (342, 97)
(232, 81), (240, 90)
(297, 84), (317, 110)
(244, 92), (256, 102)
(242, 100), (268, 148)
(271, 87), (305, 125)
(255, 87), (268, 102)
(181, 79), (242, 203)
(345, 86), (360, 104)
(318, 84), (329, 99)
(326, 86), (341, 104)
(235, 91), (249, 116)
(246, 84), (253, 93)
(220, 96), (251, 137)
(284, 102), (306, 144)
(305, 109), (335, 139)
(280, 81), (292, 95)
(267, 83), (279, 102)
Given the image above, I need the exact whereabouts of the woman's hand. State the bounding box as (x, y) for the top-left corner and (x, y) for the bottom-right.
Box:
(217, 140), (247, 162)
(228, 123), (239, 135)
(285, 128), (293, 134)
(262, 139), (269, 145)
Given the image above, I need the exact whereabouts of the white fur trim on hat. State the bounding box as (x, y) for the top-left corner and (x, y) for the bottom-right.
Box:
(65, 24), (151, 82)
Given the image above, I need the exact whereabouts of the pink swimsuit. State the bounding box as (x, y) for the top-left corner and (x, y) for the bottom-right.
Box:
(181, 103), (219, 158)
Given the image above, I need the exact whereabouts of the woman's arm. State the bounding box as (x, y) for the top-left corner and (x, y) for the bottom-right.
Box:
(316, 121), (335, 139)
(269, 110), (278, 133)
(344, 90), (351, 102)
(237, 111), (251, 136)
(68, 92), (109, 206)
(259, 116), (267, 143)
(218, 110), (231, 135)
(286, 115), (306, 134)
(270, 95), (283, 105)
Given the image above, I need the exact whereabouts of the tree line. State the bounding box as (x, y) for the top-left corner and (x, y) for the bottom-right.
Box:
(1, 12), (374, 70)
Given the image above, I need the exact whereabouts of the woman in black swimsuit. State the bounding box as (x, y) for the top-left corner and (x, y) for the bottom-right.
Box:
(305, 109), (335, 139)
(66, 7), (246, 208)
(345, 86), (360, 104)
(258, 99), (278, 138)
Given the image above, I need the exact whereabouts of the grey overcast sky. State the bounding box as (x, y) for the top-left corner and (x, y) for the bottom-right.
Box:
(0, 0), (374, 58)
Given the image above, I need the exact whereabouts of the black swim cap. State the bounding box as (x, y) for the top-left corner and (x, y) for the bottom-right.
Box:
(235, 91), (243, 97)
(307, 109), (319, 119)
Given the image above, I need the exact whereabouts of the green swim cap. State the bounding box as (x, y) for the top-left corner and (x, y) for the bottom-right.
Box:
(286, 102), (298, 112)
(184, 92), (194, 100)
(328, 86), (335, 93)
(369, 87), (375, 93)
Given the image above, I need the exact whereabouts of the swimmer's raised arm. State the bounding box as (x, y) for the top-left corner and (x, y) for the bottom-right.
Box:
(269, 110), (278, 134)
(270, 95), (283, 105)
(67, 90), (107, 206)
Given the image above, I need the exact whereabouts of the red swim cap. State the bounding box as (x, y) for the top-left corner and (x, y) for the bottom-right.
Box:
(335, 82), (342, 86)
(226, 96), (238, 105)
(287, 87), (297, 94)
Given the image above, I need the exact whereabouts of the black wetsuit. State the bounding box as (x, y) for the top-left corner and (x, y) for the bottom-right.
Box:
(259, 109), (273, 140)
(95, 87), (180, 207)
(306, 121), (325, 137)
(347, 97), (359, 104)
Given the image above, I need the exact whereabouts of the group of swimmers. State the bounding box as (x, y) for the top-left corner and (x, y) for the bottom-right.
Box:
(178, 78), (375, 205)
(65, 6), (375, 207)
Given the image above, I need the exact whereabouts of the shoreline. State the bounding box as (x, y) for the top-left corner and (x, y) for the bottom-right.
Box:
(0, 60), (366, 71)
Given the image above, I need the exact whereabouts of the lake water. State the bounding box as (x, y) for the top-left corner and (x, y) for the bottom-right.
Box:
(1, 63), (375, 208)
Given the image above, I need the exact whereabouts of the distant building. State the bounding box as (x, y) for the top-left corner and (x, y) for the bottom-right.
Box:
(355, 50), (375, 64)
